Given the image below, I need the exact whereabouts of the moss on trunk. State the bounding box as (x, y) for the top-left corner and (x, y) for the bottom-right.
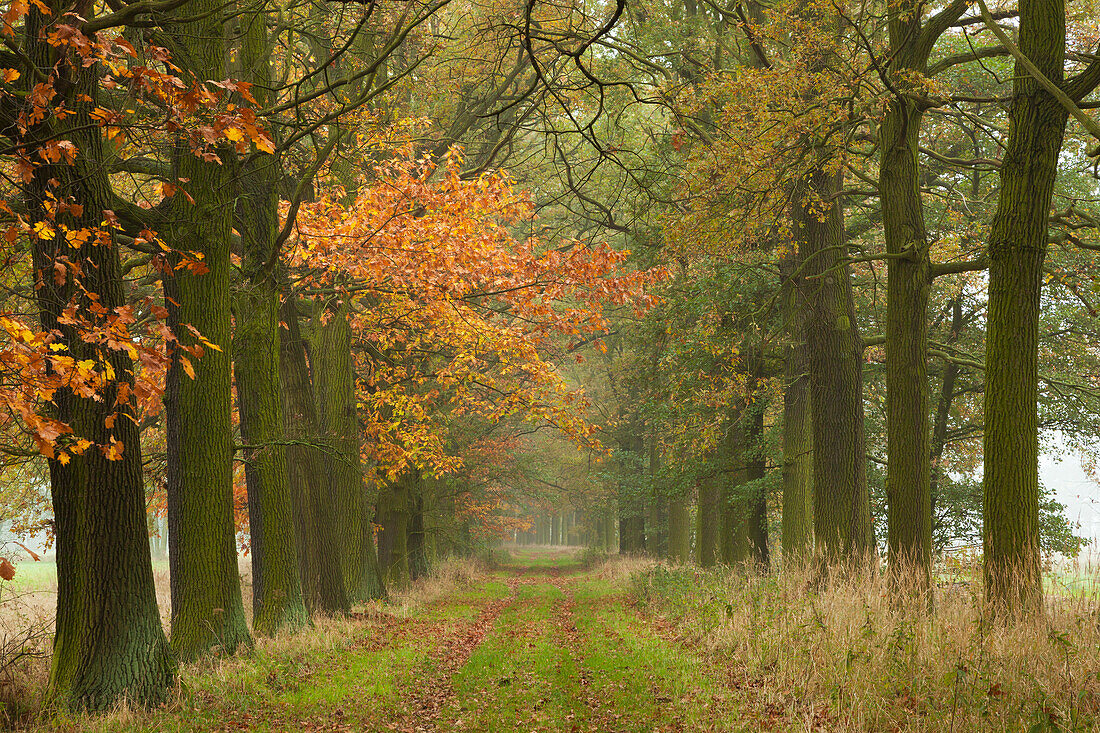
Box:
(983, 0), (1069, 614)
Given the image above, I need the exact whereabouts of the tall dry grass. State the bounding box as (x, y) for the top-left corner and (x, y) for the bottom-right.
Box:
(632, 559), (1100, 732)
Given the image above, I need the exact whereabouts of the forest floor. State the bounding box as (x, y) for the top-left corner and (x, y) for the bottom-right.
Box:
(34, 547), (751, 732)
(16, 547), (1100, 731)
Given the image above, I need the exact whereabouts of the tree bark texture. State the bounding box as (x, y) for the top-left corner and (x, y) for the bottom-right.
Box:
(309, 307), (385, 602)
(232, 0), (307, 634)
(696, 475), (720, 568)
(792, 164), (874, 567)
(24, 15), (175, 706)
(983, 0), (1068, 614)
(780, 250), (813, 563)
(162, 0), (250, 661)
(278, 302), (349, 615)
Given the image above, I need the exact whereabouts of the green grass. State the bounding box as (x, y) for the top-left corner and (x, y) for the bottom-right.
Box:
(33, 548), (744, 732)
(4, 561), (58, 593)
(39, 562), (515, 732)
(570, 576), (743, 732)
(499, 546), (586, 571)
(38, 548), (1100, 732)
(441, 560), (744, 732)
(443, 581), (574, 731)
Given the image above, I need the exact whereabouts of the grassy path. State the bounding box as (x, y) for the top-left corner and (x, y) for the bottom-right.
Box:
(46, 549), (744, 733)
(395, 549), (744, 732)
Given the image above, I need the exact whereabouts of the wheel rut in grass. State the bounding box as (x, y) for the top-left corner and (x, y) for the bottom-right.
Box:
(390, 574), (524, 732)
(545, 573), (612, 730)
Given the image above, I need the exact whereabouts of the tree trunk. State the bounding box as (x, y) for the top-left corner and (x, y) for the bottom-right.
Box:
(378, 472), (411, 586)
(720, 402), (768, 570)
(232, 0), (307, 634)
(743, 399), (770, 570)
(792, 164), (874, 567)
(667, 496), (691, 563)
(24, 16), (175, 705)
(930, 298), (964, 546)
(879, 0), (976, 597)
(407, 470), (428, 580)
(648, 429), (668, 557)
(162, 0), (251, 660)
(618, 512), (645, 554)
(278, 301), (348, 615)
(309, 307), (385, 602)
(696, 475), (720, 568)
(983, 0), (1068, 614)
(780, 250), (813, 564)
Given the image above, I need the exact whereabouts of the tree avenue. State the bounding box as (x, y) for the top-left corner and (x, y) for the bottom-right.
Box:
(0, 0), (1099, 718)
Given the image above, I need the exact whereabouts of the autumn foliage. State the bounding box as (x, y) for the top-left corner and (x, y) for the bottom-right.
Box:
(289, 147), (662, 483)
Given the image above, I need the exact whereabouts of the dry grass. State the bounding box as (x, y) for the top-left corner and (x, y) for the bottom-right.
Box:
(0, 588), (50, 729)
(589, 553), (658, 582)
(378, 556), (487, 616)
(632, 560), (1100, 731)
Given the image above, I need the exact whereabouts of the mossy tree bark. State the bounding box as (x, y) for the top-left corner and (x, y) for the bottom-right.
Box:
(407, 470), (428, 581)
(162, 0), (251, 661)
(231, 0), (307, 636)
(982, 0), (1069, 614)
(23, 10), (175, 706)
(789, 6), (873, 571)
(648, 429), (669, 558)
(309, 307), (385, 602)
(880, 0), (970, 597)
(792, 167), (874, 566)
(667, 497), (691, 563)
(695, 475), (720, 568)
(377, 472), (411, 586)
(780, 251), (813, 564)
(278, 301), (349, 615)
(619, 513), (645, 554)
(618, 424), (647, 554)
(743, 399), (770, 570)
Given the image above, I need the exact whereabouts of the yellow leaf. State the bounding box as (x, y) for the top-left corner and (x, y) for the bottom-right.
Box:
(32, 221), (55, 239)
(224, 127), (244, 142)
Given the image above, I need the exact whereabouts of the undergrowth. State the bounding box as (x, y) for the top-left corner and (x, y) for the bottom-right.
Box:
(10, 556), (488, 731)
(630, 560), (1100, 732)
